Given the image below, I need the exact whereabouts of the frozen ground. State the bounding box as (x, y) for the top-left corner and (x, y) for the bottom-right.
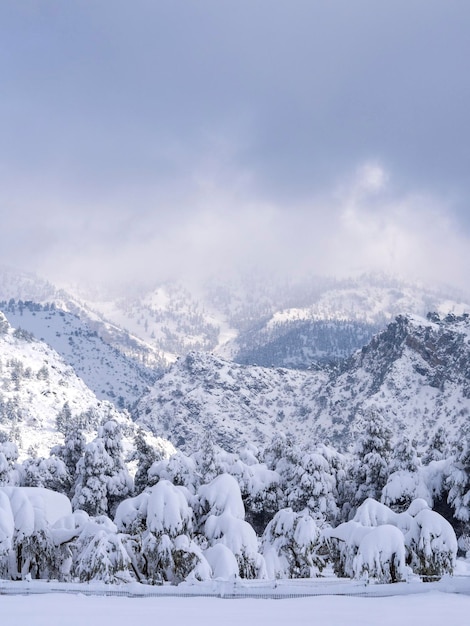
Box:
(2, 590), (470, 626)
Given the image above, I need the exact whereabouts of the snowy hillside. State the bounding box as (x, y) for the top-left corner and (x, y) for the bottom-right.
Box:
(1, 266), (468, 371)
(314, 312), (470, 447)
(136, 313), (470, 453)
(0, 311), (158, 460)
(84, 273), (470, 369)
(136, 351), (327, 451)
(1, 300), (157, 409)
(0, 265), (164, 372)
(223, 275), (470, 368)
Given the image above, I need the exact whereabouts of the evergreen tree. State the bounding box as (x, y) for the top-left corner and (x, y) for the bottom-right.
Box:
(99, 420), (133, 516)
(20, 456), (68, 492)
(53, 417), (86, 498)
(446, 432), (470, 534)
(261, 508), (324, 578)
(422, 426), (450, 465)
(389, 434), (420, 474)
(55, 402), (72, 434)
(351, 407), (393, 507)
(0, 433), (18, 486)
(72, 440), (113, 516)
(132, 428), (165, 495)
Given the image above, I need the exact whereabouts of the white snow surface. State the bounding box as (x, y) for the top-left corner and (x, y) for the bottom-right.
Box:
(1, 582), (470, 626)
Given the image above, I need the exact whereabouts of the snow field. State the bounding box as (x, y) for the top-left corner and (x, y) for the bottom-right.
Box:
(2, 591), (470, 626)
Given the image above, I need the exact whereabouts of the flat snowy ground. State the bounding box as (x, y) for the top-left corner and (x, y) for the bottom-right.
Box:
(1, 592), (470, 626)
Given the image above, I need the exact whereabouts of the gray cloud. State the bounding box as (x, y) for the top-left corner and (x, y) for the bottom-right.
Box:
(0, 1), (469, 293)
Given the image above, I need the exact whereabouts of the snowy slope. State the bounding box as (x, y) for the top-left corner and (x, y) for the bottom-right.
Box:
(1, 300), (157, 409)
(136, 313), (470, 453)
(0, 312), (118, 458)
(136, 351), (328, 451)
(0, 311), (176, 461)
(225, 276), (470, 368)
(313, 313), (470, 447)
(84, 273), (470, 369)
(1, 266), (468, 371)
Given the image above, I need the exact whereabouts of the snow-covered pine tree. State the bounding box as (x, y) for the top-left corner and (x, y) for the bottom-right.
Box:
(51, 416), (86, 498)
(132, 428), (165, 495)
(351, 407), (393, 508)
(20, 456), (68, 493)
(286, 448), (339, 525)
(99, 420), (133, 516)
(72, 440), (112, 516)
(446, 431), (470, 537)
(139, 480), (208, 584)
(72, 516), (133, 583)
(0, 433), (18, 486)
(148, 451), (198, 493)
(422, 426), (450, 465)
(389, 434), (420, 474)
(198, 473), (266, 579)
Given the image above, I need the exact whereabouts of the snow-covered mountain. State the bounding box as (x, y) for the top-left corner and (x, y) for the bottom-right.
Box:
(0, 310), (175, 462)
(80, 272), (470, 369)
(136, 351), (327, 451)
(1, 300), (157, 409)
(136, 313), (470, 453)
(0, 311), (124, 458)
(1, 265), (469, 458)
(1, 266), (468, 372)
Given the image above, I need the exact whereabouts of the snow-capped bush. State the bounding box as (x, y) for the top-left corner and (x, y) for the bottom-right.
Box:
(323, 497), (456, 582)
(204, 512), (266, 579)
(72, 516), (133, 583)
(198, 474), (266, 579)
(198, 474), (245, 521)
(0, 486), (72, 580)
(352, 525), (408, 583)
(407, 505), (457, 581)
(204, 543), (239, 580)
(262, 508), (323, 579)
(114, 481), (207, 584)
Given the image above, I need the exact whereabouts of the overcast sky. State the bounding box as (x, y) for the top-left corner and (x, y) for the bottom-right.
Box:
(1, 1), (469, 293)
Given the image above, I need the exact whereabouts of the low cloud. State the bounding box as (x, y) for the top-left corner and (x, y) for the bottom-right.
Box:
(2, 159), (467, 297)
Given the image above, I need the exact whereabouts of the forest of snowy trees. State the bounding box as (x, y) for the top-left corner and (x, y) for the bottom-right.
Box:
(0, 407), (467, 585)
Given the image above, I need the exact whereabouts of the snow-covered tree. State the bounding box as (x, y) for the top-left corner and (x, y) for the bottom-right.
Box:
(72, 516), (133, 583)
(406, 500), (457, 581)
(0, 434), (18, 486)
(198, 474), (266, 579)
(352, 525), (408, 583)
(351, 407), (393, 507)
(323, 500), (409, 583)
(1, 487), (72, 580)
(115, 480), (209, 584)
(132, 428), (166, 495)
(389, 434), (420, 474)
(148, 451), (198, 493)
(72, 440), (112, 516)
(241, 462), (282, 535)
(71, 421), (133, 518)
(262, 508), (323, 579)
(446, 433), (470, 532)
(20, 456), (68, 493)
(55, 402), (72, 434)
(52, 416), (86, 497)
(99, 420), (133, 516)
(286, 447), (340, 525)
(324, 497), (457, 583)
(422, 426), (449, 465)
